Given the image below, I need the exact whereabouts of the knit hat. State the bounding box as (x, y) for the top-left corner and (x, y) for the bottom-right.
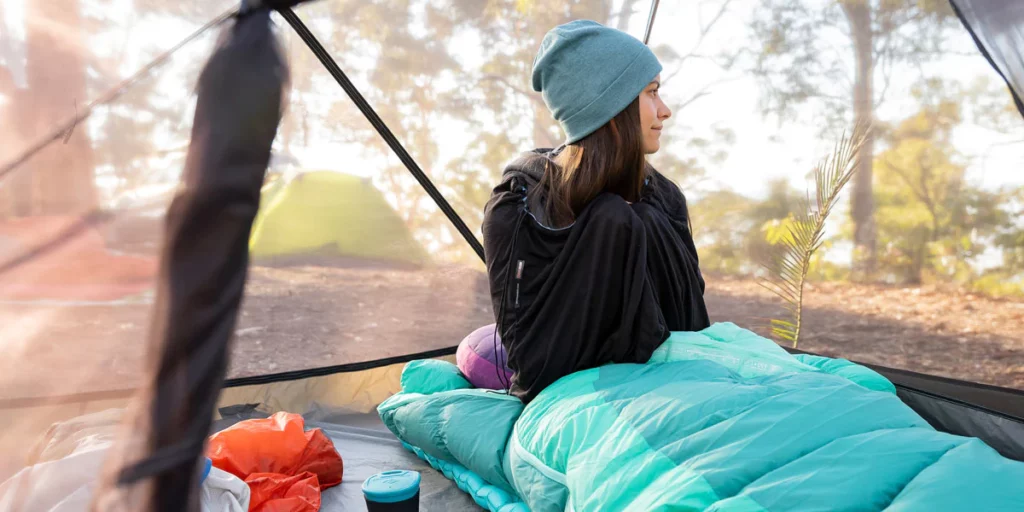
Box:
(532, 20), (662, 144)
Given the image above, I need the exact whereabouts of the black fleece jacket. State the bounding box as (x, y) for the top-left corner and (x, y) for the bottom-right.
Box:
(481, 148), (710, 403)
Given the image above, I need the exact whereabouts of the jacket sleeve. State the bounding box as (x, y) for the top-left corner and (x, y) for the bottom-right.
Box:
(481, 175), (525, 322)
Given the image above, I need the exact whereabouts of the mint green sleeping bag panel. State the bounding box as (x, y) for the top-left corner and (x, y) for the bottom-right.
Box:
(379, 323), (1024, 511)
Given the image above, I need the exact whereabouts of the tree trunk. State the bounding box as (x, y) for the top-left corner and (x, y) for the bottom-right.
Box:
(843, 1), (876, 280)
(616, 0), (643, 31)
(0, 78), (16, 219)
(0, 1), (20, 219)
(18, 0), (97, 216)
(909, 242), (925, 285)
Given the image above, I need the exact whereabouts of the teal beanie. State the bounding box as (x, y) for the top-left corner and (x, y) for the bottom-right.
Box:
(532, 20), (662, 144)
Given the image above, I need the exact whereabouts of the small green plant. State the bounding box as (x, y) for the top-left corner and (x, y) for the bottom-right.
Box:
(758, 124), (869, 347)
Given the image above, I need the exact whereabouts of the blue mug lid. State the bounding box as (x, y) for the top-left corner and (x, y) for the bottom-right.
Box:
(362, 470), (421, 503)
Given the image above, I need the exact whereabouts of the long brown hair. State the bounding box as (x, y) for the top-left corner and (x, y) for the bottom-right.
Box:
(539, 97), (647, 227)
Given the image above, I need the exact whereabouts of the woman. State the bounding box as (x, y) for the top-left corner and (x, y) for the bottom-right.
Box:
(482, 20), (710, 403)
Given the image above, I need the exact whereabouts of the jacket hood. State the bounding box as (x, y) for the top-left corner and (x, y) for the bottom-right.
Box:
(493, 148), (562, 227)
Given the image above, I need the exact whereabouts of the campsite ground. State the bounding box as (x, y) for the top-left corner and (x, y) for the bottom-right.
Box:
(704, 273), (1024, 389)
(2, 264), (1023, 402)
(229, 265), (1024, 391)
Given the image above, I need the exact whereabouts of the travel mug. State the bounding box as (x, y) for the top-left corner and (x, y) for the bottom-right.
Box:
(362, 470), (421, 511)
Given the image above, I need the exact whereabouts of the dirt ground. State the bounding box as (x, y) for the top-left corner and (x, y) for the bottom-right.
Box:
(1, 264), (1022, 403)
(704, 274), (1024, 389)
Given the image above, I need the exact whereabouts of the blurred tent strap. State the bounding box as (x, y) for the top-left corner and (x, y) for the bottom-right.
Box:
(0, 0), (1016, 510)
(88, 3), (294, 511)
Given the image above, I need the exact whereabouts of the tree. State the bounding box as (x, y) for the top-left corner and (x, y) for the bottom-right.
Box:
(439, 0), (740, 236)
(874, 98), (963, 284)
(985, 186), (1024, 296)
(749, 0), (958, 280)
(690, 178), (807, 276)
(1, 0), (98, 216)
(12, 1), (739, 261)
(759, 125), (866, 346)
(0, 0), (19, 218)
(872, 96), (1009, 285)
(267, 0), (741, 263)
(690, 189), (759, 274)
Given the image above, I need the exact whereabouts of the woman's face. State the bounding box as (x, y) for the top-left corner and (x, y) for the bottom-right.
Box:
(638, 75), (671, 154)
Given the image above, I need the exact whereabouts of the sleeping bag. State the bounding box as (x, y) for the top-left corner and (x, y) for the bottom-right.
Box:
(379, 322), (1024, 511)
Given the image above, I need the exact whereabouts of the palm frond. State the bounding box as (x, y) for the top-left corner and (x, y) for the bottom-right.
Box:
(758, 122), (869, 348)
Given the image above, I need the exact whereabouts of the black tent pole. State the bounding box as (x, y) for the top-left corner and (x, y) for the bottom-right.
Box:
(278, 7), (487, 262)
(643, 0), (661, 44)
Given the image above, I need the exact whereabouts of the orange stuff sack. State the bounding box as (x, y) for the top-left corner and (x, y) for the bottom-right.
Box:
(246, 472), (322, 512)
(208, 412), (343, 511)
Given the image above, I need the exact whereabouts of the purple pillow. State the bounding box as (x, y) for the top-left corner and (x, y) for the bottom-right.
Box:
(456, 324), (513, 390)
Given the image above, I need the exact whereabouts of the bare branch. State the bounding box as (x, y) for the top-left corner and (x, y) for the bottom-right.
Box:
(698, 0), (735, 38)
(677, 90), (713, 111)
(988, 138), (1024, 148)
(875, 57), (896, 107)
(663, 76), (743, 112)
(669, 0), (736, 70)
(884, 154), (931, 208)
(479, 74), (545, 107)
(612, 0), (644, 30)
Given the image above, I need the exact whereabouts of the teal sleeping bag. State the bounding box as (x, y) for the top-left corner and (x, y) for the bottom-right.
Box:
(379, 323), (1024, 511)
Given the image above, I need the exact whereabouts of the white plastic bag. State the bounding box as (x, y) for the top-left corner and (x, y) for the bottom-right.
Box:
(0, 441), (110, 512)
(200, 466), (250, 512)
(0, 444), (249, 512)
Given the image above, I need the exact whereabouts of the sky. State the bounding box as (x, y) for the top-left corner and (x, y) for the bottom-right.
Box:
(3, 0), (1022, 210)
(641, 0), (1024, 198)
(316, 0), (1022, 200)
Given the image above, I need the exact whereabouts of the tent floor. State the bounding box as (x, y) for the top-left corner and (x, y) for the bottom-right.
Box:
(0, 407), (482, 511)
(300, 411), (482, 511)
(215, 407), (483, 511)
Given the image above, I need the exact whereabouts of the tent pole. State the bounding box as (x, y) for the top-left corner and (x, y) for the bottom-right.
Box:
(643, 0), (661, 44)
(279, 8), (487, 262)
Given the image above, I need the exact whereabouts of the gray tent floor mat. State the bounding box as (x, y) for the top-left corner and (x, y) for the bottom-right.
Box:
(0, 407), (481, 512)
(308, 412), (481, 511)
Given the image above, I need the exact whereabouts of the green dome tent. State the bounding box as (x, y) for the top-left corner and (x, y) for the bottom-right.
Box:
(248, 170), (429, 267)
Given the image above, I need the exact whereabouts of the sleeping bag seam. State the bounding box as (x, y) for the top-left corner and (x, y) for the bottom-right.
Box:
(710, 386), (925, 498)
(881, 441), (969, 510)
(510, 425), (567, 485)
